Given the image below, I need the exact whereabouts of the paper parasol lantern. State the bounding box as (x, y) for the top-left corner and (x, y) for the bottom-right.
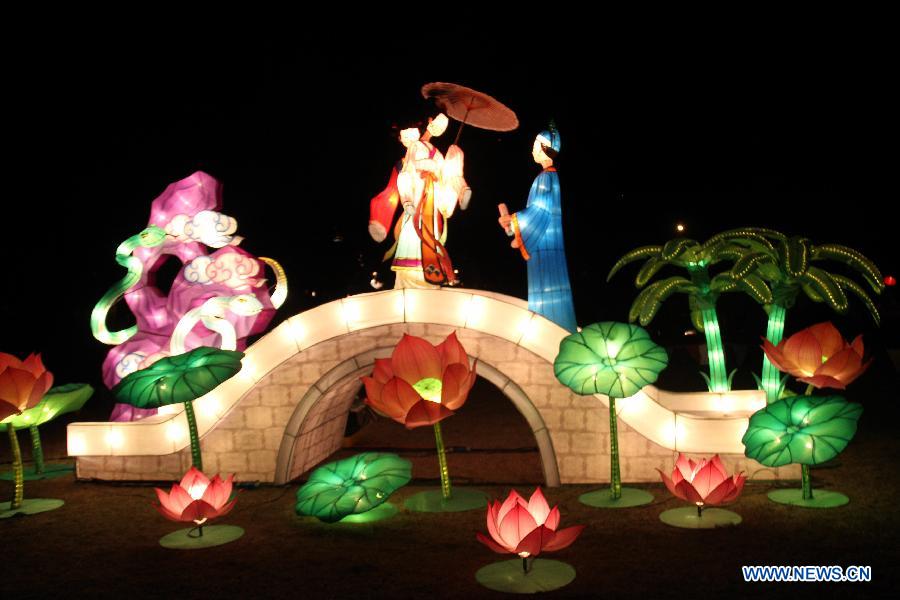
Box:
(156, 467), (243, 549)
(113, 347), (244, 471)
(554, 322), (668, 508)
(362, 333), (485, 512)
(475, 488), (583, 593)
(743, 395), (862, 507)
(295, 452), (412, 523)
(657, 454), (746, 528)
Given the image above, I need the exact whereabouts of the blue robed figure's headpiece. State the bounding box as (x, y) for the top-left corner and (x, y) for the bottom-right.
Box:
(536, 121), (561, 157)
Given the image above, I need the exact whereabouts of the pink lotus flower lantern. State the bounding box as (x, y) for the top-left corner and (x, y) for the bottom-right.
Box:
(658, 454), (746, 517)
(155, 467), (237, 536)
(477, 488), (584, 573)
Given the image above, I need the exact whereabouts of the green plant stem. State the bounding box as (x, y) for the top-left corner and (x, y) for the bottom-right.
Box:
(802, 383), (814, 500)
(183, 400), (203, 471)
(29, 425), (45, 475)
(701, 307), (729, 392)
(609, 398), (621, 500)
(7, 423), (24, 509)
(761, 303), (787, 403)
(433, 421), (451, 500)
(801, 464), (813, 500)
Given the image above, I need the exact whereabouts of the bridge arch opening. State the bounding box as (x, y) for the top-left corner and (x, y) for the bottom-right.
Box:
(275, 351), (560, 486)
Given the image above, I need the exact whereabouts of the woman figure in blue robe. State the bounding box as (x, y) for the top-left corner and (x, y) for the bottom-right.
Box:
(498, 126), (577, 331)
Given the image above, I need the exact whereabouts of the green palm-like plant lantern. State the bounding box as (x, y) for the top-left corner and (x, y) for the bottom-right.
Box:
(708, 228), (883, 402)
(608, 236), (772, 392)
(112, 347), (244, 471)
(743, 395), (862, 507)
(555, 322), (668, 508)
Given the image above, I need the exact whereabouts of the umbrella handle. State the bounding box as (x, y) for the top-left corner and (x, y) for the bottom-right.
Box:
(452, 102), (473, 146)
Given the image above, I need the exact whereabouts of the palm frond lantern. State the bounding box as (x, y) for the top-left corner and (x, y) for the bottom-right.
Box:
(554, 322), (668, 508)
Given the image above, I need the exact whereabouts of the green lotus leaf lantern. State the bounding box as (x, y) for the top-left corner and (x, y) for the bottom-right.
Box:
(296, 452), (412, 523)
(4, 383), (94, 479)
(554, 322), (668, 508)
(555, 322), (669, 397)
(743, 395), (862, 507)
(113, 347), (244, 471)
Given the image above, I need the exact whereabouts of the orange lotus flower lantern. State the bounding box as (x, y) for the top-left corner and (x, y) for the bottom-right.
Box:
(761, 321), (870, 391)
(1, 352), (54, 514)
(362, 332), (482, 511)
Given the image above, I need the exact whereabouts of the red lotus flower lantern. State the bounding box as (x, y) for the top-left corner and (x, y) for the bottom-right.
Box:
(658, 454), (745, 528)
(475, 488), (584, 593)
(477, 488), (584, 559)
(761, 322), (870, 390)
(362, 332), (482, 511)
(155, 467), (243, 548)
(362, 333), (475, 428)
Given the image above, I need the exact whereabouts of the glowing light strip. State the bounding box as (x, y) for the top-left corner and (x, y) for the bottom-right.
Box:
(258, 257), (288, 309)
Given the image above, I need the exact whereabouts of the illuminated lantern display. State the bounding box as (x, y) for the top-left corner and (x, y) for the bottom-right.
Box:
(708, 228), (883, 402)
(371, 114), (461, 289)
(1, 383), (93, 480)
(554, 322), (668, 508)
(0, 353), (59, 517)
(609, 235), (774, 392)
(361, 332), (485, 512)
(113, 347), (245, 471)
(91, 171), (287, 422)
(885, 275), (896, 287)
(295, 452), (412, 523)
(156, 467), (242, 549)
(657, 454), (746, 528)
(475, 488), (583, 593)
(499, 125), (577, 332)
(761, 321), (870, 390)
(743, 395), (862, 508)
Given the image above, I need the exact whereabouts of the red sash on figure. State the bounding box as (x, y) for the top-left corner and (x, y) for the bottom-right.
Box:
(413, 170), (457, 285)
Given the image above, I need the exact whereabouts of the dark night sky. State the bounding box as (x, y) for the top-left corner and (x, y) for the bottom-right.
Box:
(3, 32), (896, 412)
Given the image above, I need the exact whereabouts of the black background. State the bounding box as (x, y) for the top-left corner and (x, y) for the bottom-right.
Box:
(3, 30), (896, 414)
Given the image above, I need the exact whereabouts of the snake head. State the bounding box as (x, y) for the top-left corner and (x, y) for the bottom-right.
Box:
(228, 294), (264, 317)
(138, 225), (167, 247)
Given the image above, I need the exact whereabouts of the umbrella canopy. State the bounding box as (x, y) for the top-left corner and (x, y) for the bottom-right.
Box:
(421, 82), (518, 132)
(742, 395), (862, 466)
(295, 452), (412, 523)
(112, 346), (244, 409)
(554, 322), (669, 398)
(4, 383), (93, 429)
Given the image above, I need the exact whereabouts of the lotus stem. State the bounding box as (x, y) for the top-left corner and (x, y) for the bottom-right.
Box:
(697, 504), (703, 518)
(7, 423), (24, 510)
(522, 556), (531, 574)
(761, 303), (787, 403)
(433, 421), (451, 500)
(183, 400), (203, 471)
(29, 425), (45, 475)
(801, 464), (813, 500)
(609, 398), (621, 500)
(701, 307), (729, 392)
(801, 384), (814, 500)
